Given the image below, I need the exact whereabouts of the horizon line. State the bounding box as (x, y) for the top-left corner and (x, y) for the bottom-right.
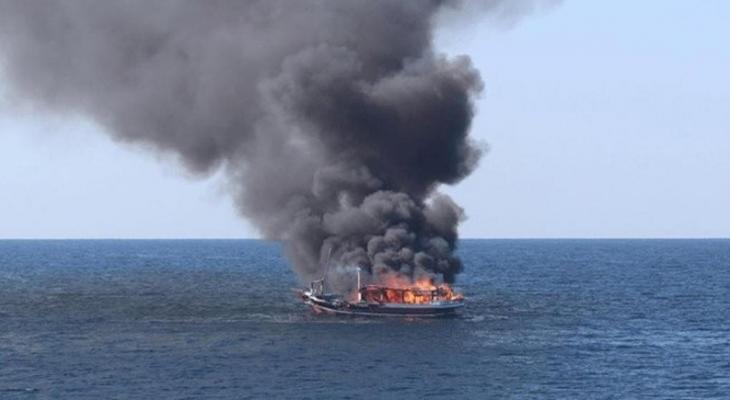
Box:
(1, 237), (729, 241)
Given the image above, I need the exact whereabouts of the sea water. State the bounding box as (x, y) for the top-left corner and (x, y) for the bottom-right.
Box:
(1, 239), (728, 399)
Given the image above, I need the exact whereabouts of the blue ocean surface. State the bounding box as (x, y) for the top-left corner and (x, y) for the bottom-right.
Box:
(0, 239), (728, 399)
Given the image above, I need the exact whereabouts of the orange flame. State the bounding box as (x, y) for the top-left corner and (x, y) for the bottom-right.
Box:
(358, 275), (463, 304)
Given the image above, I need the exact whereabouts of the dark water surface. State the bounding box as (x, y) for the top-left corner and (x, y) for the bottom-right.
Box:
(1, 239), (729, 399)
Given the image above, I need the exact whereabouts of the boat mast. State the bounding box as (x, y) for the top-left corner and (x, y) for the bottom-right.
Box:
(322, 247), (333, 291)
(356, 267), (362, 302)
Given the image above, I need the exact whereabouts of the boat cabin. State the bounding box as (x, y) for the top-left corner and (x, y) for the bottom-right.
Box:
(359, 285), (454, 305)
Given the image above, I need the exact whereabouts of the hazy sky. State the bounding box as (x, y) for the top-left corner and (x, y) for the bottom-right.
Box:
(1, 1), (728, 239)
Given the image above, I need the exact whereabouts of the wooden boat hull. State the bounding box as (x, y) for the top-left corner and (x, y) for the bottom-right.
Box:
(302, 291), (463, 318)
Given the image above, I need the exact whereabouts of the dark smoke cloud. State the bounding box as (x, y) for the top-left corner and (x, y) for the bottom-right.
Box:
(0, 0), (554, 288)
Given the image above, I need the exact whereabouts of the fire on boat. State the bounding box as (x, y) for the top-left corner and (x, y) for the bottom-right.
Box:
(300, 268), (464, 318)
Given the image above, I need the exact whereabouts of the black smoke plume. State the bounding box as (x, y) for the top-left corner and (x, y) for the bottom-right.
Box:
(0, 1), (552, 289)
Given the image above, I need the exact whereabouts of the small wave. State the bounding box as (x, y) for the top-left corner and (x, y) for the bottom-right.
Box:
(2, 388), (39, 393)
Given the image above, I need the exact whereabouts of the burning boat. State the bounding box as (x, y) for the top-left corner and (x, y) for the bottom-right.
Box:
(300, 268), (464, 317)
